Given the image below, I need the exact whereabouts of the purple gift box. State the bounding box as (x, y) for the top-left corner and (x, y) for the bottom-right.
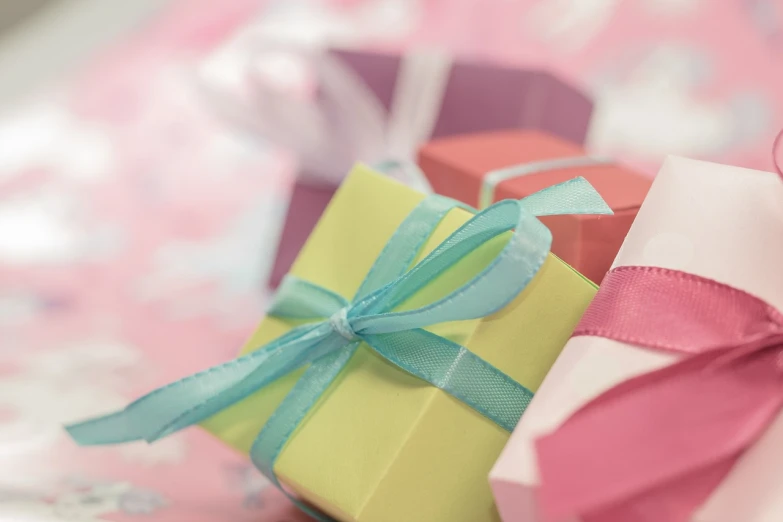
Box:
(268, 48), (594, 288)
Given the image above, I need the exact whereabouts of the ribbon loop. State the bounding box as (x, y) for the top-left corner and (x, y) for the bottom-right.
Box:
(354, 178), (612, 334)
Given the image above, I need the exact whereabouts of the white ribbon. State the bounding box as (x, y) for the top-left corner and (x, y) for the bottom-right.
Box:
(196, 39), (452, 191)
(382, 50), (452, 192)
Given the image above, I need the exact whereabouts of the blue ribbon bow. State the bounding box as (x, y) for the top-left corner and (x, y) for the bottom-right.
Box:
(66, 177), (611, 520)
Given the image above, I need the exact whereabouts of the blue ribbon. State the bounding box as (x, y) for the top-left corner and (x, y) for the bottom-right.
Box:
(479, 155), (615, 209)
(66, 177), (611, 520)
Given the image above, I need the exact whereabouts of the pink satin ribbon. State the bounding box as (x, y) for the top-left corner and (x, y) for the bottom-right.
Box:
(535, 266), (783, 522)
(774, 129), (783, 181)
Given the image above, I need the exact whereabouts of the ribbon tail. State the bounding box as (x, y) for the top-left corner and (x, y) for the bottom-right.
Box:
(66, 322), (335, 445)
(521, 177), (613, 217)
(363, 329), (533, 432)
(581, 459), (738, 522)
(535, 347), (783, 521)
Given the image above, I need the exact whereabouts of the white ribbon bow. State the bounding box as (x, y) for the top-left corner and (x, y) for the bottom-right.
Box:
(197, 39), (452, 192)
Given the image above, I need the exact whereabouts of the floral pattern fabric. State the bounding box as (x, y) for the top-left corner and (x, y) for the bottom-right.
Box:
(0, 0), (780, 520)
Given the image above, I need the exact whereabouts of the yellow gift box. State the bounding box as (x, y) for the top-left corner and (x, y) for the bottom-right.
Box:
(199, 164), (597, 522)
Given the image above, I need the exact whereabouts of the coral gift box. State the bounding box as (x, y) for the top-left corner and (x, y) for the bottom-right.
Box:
(418, 130), (652, 284)
(490, 156), (783, 522)
(268, 48), (594, 288)
(200, 165), (599, 521)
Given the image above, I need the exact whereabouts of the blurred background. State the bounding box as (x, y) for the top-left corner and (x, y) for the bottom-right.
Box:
(0, 0), (780, 520)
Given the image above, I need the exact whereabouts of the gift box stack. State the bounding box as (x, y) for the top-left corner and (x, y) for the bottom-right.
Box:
(257, 48), (596, 289)
(65, 36), (783, 522)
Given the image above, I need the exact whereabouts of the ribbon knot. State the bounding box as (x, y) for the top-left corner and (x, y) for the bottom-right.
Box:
(65, 177), (612, 522)
(329, 308), (357, 341)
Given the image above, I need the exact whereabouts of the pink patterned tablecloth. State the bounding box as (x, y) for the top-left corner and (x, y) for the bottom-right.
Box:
(0, 1), (310, 520)
(0, 0), (780, 520)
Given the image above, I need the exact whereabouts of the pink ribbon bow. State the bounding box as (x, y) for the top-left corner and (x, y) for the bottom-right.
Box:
(535, 266), (783, 522)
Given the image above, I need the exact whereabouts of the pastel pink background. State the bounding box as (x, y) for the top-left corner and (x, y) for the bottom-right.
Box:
(0, 0), (780, 520)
